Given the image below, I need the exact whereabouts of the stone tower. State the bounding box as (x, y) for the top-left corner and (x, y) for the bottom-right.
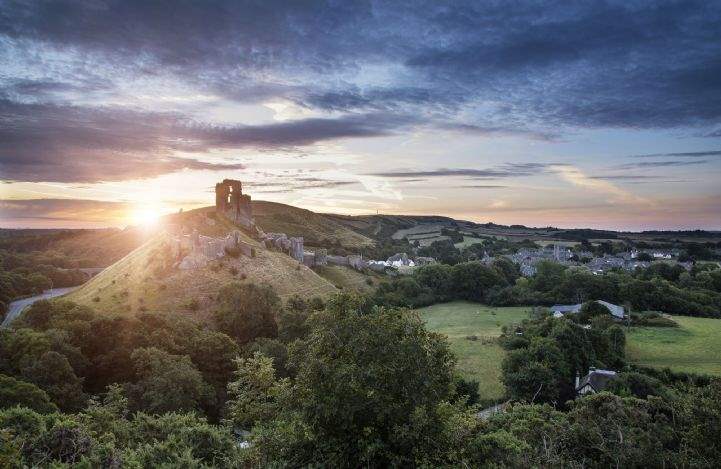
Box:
(215, 179), (254, 229)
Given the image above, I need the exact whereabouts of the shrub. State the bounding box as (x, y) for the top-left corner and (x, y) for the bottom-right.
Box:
(225, 246), (241, 258)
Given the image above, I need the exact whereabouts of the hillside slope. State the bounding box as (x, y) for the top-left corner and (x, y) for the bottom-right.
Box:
(66, 230), (338, 318)
(324, 213), (458, 240)
(252, 201), (374, 249)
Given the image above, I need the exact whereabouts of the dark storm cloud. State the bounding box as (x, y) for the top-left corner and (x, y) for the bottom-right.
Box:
(1, 1), (721, 185)
(1, 0), (720, 131)
(0, 100), (413, 182)
(369, 163), (550, 179)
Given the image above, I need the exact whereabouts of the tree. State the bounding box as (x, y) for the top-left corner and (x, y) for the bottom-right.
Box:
(277, 299), (311, 343)
(637, 252), (653, 262)
(127, 347), (210, 414)
(225, 353), (282, 429)
(491, 257), (520, 285)
(577, 300), (612, 323)
(564, 393), (675, 467)
(451, 262), (506, 302)
(0, 374), (58, 413)
(21, 350), (86, 412)
(214, 283), (279, 344)
(250, 307), (459, 466)
(414, 264), (454, 301)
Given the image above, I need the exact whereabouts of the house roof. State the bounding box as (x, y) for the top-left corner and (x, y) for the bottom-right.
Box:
(577, 369), (618, 392)
(596, 300), (625, 319)
(550, 304), (582, 313)
(549, 300), (625, 319)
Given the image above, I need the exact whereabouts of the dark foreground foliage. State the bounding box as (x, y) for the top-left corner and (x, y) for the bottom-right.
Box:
(1, 288), (719, 467)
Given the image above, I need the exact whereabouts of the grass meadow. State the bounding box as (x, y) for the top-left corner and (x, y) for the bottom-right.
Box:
(417, 301), (532, 402)
(453, 236), (486, 249)
(626, 315), (721, 376)
(419, 302), (721, 402)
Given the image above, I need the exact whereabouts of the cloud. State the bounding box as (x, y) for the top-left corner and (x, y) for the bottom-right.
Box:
(0, 198), (130, 222)
(552, 165), (649, 205)
(616, 160), (709, 170)
(590, 175), (695, 184)
(369, 163), (550, 179)
(0, 100), (415, 182)
(1, 0), (719, 135)
(631, 150), (721, 158)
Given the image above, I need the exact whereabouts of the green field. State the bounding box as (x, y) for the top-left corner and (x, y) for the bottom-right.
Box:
(626, 316), (721, 376)
(418, 301), (532, 401)
(420, 303), (721, 403)
(453, 236), (486, 249)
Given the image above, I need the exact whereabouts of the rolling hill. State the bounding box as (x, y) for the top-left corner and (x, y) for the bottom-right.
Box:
(252, 201), (374, 249)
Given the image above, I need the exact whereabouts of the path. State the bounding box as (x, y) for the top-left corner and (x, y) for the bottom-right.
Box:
(2, 287), (79, 328)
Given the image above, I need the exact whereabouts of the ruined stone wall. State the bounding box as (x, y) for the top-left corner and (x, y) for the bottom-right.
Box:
(326, 255), (349, 266)
(326, 253), (367, 271)
(289, 237), (304, 263)
(302, 252), (315, 267)
(314, 248), (327, 266)
(169, 229), (254, 270)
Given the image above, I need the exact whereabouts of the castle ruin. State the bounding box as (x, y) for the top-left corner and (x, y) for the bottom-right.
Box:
(216, 179), (254, 229)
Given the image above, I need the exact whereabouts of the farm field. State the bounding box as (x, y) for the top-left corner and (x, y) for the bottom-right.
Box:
(417, 301), (532, 402)
(626, 316), (721, 376)
(454, 236), (486, 249)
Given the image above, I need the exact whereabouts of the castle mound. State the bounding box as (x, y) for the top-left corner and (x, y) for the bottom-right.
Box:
(65, 231), (338, 318)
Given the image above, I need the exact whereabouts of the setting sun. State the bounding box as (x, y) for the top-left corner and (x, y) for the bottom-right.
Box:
(130, 206), (163, 227)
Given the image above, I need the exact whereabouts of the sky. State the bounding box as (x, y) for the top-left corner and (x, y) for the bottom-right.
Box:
(0, 0), (720, 231)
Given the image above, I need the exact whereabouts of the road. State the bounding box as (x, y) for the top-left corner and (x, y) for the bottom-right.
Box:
(1, 287), (79, 328)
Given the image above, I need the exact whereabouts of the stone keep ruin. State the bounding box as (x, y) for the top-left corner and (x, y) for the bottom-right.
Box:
(216, 179), (254, 229)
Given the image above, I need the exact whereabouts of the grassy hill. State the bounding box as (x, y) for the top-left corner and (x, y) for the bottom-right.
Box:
(324, 213), (457, 240)
(66, 231), (338, 318)
(66, 207), (343, 318)
(314, 265), (383, 294)
(252, 201), (374, 249)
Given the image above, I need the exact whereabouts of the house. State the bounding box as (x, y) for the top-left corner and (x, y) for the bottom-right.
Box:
(595, 300), (626, 320)
(550, 304), (581, 318)
(415, 256), (436, 266)
(520, 263), (537, 277)
(549, 300), (626, 320)
(387, 252), (415, 267)
(575, 368), (618, 395)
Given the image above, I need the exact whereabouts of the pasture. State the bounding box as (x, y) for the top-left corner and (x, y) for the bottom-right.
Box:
(626, 315), (721, 376)
(417, 302), (532, 401)
(420, 302), (721, 404)
(453, 236), (486, 249)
